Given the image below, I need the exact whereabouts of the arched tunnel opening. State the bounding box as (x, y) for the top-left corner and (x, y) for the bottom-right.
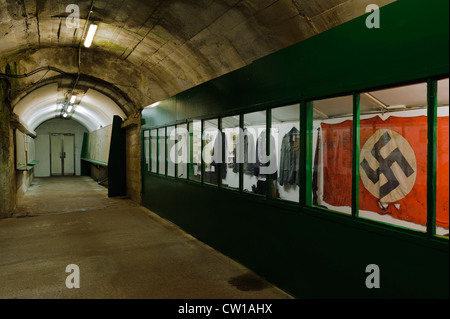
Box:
(2, 73), (134, 208)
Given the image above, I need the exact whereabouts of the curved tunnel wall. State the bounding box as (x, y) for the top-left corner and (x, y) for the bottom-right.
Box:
(0, 0), (397, 114)
(0, 69), (130, 215)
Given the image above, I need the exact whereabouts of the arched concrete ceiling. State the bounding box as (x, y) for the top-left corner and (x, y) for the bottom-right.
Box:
(1, 0), (396, 118)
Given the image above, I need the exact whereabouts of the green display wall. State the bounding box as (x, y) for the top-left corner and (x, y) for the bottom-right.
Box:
(141, 0), (449, 298)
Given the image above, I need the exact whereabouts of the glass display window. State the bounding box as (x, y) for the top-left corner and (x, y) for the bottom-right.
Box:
(167, 126), (176, 177)
(141, 76), (449, 243)
(242, 111), (268, 196)
(151, 130), (157, 173)
(311, 95), (354, 215)
(158, 127), (166, 176)
(272, 104), (301, 202)
(144, 130), (150, 173)
(437, 78), (449, 238)
(203, 119), (220, 185)
(221, 116), (241, 190)
(176, 123), (189, 180)
(358, 82), (431, 233)
(189, 121), (202, 182)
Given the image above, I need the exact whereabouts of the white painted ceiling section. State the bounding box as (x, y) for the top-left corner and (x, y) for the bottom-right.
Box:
(13, 84), (127, 134)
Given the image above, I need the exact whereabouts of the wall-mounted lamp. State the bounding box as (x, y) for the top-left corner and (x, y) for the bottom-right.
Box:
(84, 24), (98, 48)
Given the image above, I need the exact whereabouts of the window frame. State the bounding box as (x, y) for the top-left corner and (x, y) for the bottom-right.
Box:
(143, 75), (448, 240)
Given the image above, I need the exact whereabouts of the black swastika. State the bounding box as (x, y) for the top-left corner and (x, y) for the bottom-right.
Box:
(361, 131), (415, 200)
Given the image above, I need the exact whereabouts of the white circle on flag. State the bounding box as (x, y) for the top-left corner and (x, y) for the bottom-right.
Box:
(360, 129), (417, 203)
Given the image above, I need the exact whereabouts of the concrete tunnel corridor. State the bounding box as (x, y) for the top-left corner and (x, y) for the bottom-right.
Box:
(0, 176), (292, 299)
(1, 0), (448, 301)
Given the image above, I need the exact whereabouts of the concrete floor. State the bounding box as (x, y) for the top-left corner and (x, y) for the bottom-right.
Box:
(0, 177), (292, 299)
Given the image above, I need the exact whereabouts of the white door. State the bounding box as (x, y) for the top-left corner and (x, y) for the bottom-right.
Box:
(63, 135), (75, 176)
(35, 134), (50, 177)
(50, 134), (62, 176)
(50, 134), (75, 176)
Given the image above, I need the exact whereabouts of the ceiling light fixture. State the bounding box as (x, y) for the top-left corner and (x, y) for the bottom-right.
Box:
(149, 101), (161, 108)
(70, 95), (77, 104)
(67, 105), (73, 113)
(84, 24), (98, 48)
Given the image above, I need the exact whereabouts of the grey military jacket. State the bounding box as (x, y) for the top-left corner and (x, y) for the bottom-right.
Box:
(278, 127), (300, 186)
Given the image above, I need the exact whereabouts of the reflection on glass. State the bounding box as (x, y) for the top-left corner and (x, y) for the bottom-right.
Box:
(190, 121), (202, 182)
(151, 130), (157, 173)
(158, 127), (166, 175)
(177, 124), (188, 180)
(359, 82), (429, 233)
(144, 131), (150, 173)
(272, 104), (300, 202)
(243, 111), (268, 195)
(204, 119), (220, 186)
(167, 126), (176, 177)
(311, 95), (353, 215)
(437, 78), (449, 238)
(222, 116), (240, 190)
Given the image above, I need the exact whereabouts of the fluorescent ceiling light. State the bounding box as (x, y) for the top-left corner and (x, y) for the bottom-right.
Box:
(84, 24), (98, 48)
(149, 101), (161, 108)
(63, 113), (68, 118)
(67, 105), (73, 113)
(70, 95), (77, 104)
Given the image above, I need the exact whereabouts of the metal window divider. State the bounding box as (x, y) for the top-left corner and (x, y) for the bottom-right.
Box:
(175, 125), (178, 180)
(427, 79), (438, 237)
(141, 131), (146, 197)
(149, 130), (153, 175)
(148, 130), (151, 174)
(187, 122), (191, 181)
(301, 100), (314, 207)
(352, 93), (361, 218)
(183, 121), (190, 181)
(218, 117), (223, 188)
(156, 129), (160, 175)
(200, 120), (205, 184)
(189, 122), (194, 181)
(165, 127), (168, 176)
(266, 108), (273, 199)
(239, 114), (244, 193)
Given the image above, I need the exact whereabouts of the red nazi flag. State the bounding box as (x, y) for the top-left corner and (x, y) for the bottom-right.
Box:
(320, 116), (449, 229)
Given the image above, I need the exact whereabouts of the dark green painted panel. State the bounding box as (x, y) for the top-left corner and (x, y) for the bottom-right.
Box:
(176, 65), (254, 120)
(143, 175), (448, 298)
(108, 116), (127, 197)
(142, 96), (178, 129)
